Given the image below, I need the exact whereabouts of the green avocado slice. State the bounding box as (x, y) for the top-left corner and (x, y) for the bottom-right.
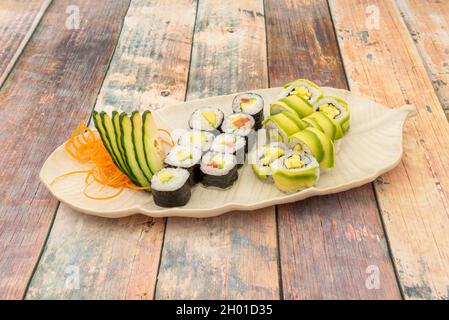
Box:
(307, 127), (335, 169)
(304, 112), (337, 141)
(142, 111), (165, 175)
(119, 113), (150, 187)
(262, 112), (303, 143)
(288, 129), (324, 163)
(270, 101), (297, 116)
(281, 111), (308, 131)
(272, 167), (319, 192)
(280, 95), (314, 118)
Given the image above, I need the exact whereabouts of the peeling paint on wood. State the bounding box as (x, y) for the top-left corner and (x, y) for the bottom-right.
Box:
(329, 0), (449, 300)
(265, 0), (401, 300)
(155, 0), (279, 300)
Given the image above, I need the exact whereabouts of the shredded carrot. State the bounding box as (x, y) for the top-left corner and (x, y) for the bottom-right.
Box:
(51, 122), (151, 200)
(158, 128), (174, 147)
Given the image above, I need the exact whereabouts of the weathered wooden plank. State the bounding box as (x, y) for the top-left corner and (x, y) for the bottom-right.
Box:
(0, 0), (52, 87)
(329, 0), (449, 300)
(265, 0), (401, 299)
(26, 0), (197, 299)
(0, 0), (131, 300)
(155, 0), (279, 300)
(396, 0), (449, 120)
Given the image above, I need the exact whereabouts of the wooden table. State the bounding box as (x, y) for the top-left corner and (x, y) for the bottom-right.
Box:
(1, 0), (448, 300)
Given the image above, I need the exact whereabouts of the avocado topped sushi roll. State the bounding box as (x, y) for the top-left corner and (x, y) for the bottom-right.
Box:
(270, 151), (320, 193)
(303, 111), (339, 141)
(164, 145), (202, 185)
(151, 168), (191, 207)
(189, 107), (224, 133)
(270, 95), (314, 119)
(262, 111), (308, 143)
(252, 142), (289, 180)
(313, 96), (350, 135)
(278, 79), (323, 105)
(289, 127), (335, 169)
(200, 152), (238, 189)
(177, 129), (215, 153)
(211, 133), (246, 165)
(221, 113), (255, 152)
(232, 93), (264, 129)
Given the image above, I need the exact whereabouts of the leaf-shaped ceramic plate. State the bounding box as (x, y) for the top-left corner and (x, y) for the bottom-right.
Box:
(40, 87), (415, 218)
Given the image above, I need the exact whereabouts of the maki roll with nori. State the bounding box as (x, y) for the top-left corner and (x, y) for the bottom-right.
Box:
(200, 152), (238, 189)
(177, 129), (215, 153)
(189, 107), (224, 134)
(289, 127), (335, 169)
(232, 93), (264, 129)
(221, 113), (255, 152)
(210, 133), (246, 166)
(262, 111), (308, 143)
(313, 96), (350, 135)
(151, 168), (191, 207)
(164, 145), (202, 185)
(270, 95), (314, 119)
(270, 151), (320, 193)
(252, 142), (289, 181)
(278, 79), (323, 105)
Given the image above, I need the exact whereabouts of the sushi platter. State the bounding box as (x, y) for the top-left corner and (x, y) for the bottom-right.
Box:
(40, 80), (416, 218)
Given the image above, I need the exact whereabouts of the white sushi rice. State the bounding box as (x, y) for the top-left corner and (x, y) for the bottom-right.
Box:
(221, 113), (255, 137)
(189, 107), (224, 131)
(211, 133), (246, 154)
(200, 152), (237, 176)
(177, 129), (215, 153)
(232, 93), (264, 115)
(151, 168), (190, 192)
(313, 97), (348, 120)
(164, 145), (202, 168)
(278, 80), (322, 105)
(270, 151), (319, 173)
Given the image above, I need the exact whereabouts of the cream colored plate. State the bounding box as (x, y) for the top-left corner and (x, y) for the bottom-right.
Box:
(40, 87), (415, 218)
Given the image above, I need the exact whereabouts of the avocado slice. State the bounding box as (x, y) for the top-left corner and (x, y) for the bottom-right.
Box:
(270, 101), (297, 116)
(272, 166), (319, 192)
(202, 111), (217, 128)
(281, 95), (314, 118)
(119, 113), (150, 187)
(262, 112), (302, 143)
(307, 127), (335, 169)
(142, 111), (164, 174)
(304, 112), (337, 141)
(100, 112), (128, 174)
(289, 129), (324, 163)
(281, 111), (308, 131)
(131, 112), (153, 181)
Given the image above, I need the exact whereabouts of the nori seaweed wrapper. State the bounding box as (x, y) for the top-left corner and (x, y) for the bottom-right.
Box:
(152, 181), (191, 208)
(201, 165), (239, 189)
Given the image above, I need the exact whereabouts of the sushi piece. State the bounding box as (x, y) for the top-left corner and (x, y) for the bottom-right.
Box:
(189, 107), (224, 133)
(303, 111), (338, 141)
(210, 133), (246, 165)
(278, 79), (323, 105)
(151, 168), (191, 207)
(313, 96), (350, 135)
(270, 95), (314, 118)
(164, 145), (202, 185)
(232, 93), (264, 129)
(177, 129), (215, 153)
(262, 111), (308, 143)
(288, 127), (335, 169)
(200, 152), (238, 189)
(252, 142), (289, 180)
(270, 151), (320, 193)
(221, 113), (255, 152)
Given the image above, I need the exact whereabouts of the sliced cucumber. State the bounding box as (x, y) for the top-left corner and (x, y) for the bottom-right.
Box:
(100, 112), (128, 174)
(111, 111), (137, 182)
(92, 111), (120, 167)
(119, 113), (150, 187)
(130, 111), (153, 181)
(142, 111), (164, 174)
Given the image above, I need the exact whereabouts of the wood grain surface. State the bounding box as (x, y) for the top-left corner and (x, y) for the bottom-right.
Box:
(329, 0), (449, 299)
(155, 0), (279, 300)
(396, 0), (449, 120)
(26, 0), (197, 299)
(265, 0), (401, 299)
(0, 0), (131, 300)
(0, 0), (51, 86)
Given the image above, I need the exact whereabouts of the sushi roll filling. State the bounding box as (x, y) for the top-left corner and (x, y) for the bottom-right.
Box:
(151, 168), (190, 192)
(260, 146), (286, 166)
(211, 133), (246, 154)
(189, 107), (224, 131)
(289, 85), (312, 100)
(318, 103), (342, 120)
(178, 130), (215, 153)
(165, 145), (201, 168)
(239, 97), (258, 113)
(222, 113), (255, 137)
